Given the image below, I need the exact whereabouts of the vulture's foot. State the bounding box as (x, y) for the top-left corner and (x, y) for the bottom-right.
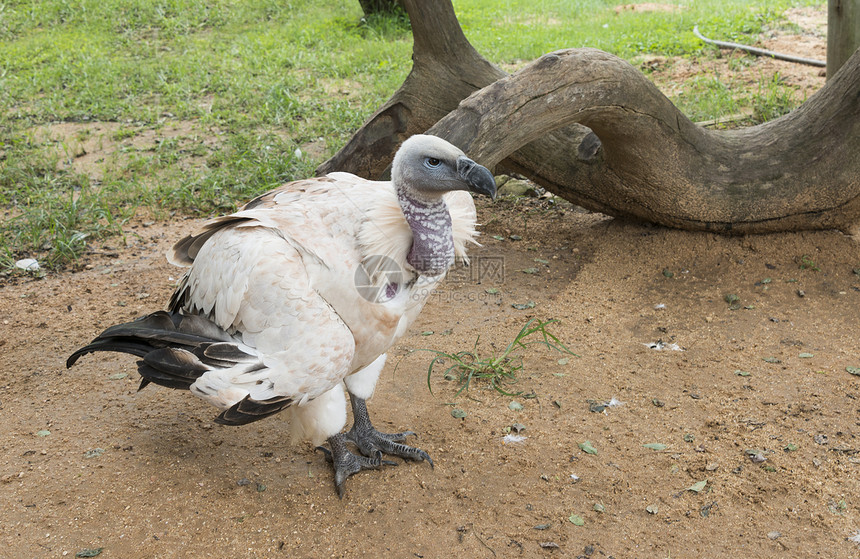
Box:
(317, 433), (396, 498)
(346, 395), (434, 467)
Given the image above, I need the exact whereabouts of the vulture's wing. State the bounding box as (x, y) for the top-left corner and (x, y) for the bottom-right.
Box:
(177, 223), (357, 410)
(166, 174), (426, 412)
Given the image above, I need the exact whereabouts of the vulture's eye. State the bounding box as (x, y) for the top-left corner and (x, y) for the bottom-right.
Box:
(425, 157), (441, 168)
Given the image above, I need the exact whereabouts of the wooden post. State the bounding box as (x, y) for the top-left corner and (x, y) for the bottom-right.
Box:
(827, 0), (860, 79)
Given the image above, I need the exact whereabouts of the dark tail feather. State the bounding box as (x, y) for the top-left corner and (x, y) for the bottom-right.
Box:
(136, 362), (196, 390)
(67, 311), (248, 392)
(68, 310), (287, 425)
(67, 338), (157, 362)
(215, 394), (294, 426)
(66, 311), (234, 368)
(134, 347), (211, 390)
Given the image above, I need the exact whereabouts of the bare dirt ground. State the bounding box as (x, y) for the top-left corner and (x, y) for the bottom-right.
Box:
(4, 6), (860, 559)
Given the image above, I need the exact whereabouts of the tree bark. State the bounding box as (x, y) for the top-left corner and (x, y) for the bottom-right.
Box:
(429, 48), (860, 234)
(317, 0), (506, 178)
(827, 0), (860, 79)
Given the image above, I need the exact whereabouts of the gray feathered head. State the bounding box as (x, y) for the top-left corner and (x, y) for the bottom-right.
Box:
(391, 135), (496, 200)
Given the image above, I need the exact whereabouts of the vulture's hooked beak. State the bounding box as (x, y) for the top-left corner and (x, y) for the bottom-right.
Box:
(457, 156), (497, 200)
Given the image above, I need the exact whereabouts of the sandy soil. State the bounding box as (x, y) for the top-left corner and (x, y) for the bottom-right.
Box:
(4, 6), (860, 559)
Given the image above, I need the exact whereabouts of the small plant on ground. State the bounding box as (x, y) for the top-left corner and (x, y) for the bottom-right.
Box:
(797, 254), (820, 271)
(412, 318), (577, 397)
(750, 72), (800, 123)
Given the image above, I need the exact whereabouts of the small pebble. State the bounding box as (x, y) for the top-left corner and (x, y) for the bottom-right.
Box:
(15, 258), (40, 271)
(750, 453), (767, 463)
(84, 448), (105, 459)
(767, 531), (782, 540)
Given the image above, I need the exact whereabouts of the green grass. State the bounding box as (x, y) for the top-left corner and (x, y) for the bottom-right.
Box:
(0, 0), (820, 272)
(456, 0), (818, 61)
(413, 318), (577, 397)
(672, 71), (803, 124)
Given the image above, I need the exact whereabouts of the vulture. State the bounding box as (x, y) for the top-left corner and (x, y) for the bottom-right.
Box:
(67, 134), (496, 496)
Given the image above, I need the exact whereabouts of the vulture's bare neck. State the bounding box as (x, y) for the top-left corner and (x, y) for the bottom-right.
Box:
(397, 187), (455, 276)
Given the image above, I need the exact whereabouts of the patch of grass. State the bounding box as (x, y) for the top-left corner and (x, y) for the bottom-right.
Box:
(0, 0), (821, 271)
(147, 131), (318, 214)
(458, 0), (818, 63)
(672, 70), (803, 124)
(345, 4), (412, 40)
(797, 254), (820, 271)
(413, 318), (577, 397)
(1, 125), (318, 268)
(111, 128), (139, 142)
(1, 188), (131, 271)
(673, 75), (742, 122)
(750, 72), (800, 123)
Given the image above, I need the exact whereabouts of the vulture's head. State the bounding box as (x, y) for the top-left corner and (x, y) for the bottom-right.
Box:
(391, 135), (496, 201)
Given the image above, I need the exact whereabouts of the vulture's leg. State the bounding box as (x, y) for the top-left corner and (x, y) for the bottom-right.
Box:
(345, 393), (434, 467)
(318, 433), (396, 498)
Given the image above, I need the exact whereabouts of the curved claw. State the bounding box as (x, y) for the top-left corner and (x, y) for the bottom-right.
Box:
(322, 434), (399, 498)
(347, 427), (434, 466)
(346, 395), (434, 467)
(321, 395), (435, 496)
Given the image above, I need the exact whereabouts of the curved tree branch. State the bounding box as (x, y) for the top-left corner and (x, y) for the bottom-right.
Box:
(428, 47), (860, 234)
(316, 0), (505, 178)
(322, 0), (859, 234)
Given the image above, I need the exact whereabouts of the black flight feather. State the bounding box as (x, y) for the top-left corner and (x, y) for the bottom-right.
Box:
(215, 394), (294, 426)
